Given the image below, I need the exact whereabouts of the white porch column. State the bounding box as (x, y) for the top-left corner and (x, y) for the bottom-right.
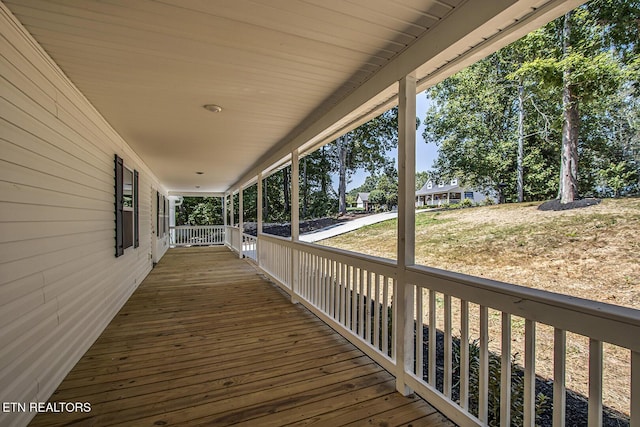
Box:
(239, 187), (244, 259)
(223, 194), (227, 227)
(291, 151), (300, 304)
(396, 73), (417, 395)
(257, 173), (263, 266)
(169, 196), (177, 245)
(230, 193), (234, 226)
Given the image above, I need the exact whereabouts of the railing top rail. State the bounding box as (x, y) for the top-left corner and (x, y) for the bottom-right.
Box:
(406, 264), (640, 352)
(170, 225), (224, 229)
(257, 232), (290, 243)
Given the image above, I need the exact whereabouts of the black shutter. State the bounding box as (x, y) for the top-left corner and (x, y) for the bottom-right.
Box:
(115, 154), (124, 257)
(134, 170), (139, 248)
(156, 191), (160, 237)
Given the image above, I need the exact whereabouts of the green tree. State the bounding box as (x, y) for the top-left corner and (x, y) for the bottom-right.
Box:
(348, 175), (379, 201)
(599, 161), (637, 196)
(423, 54), (519, 201)
(176, 197), (223, 226)
(328, 108), (399, 215)
(300, 147), (337, 219)
(263, 166), (290, 223)
(425, 0), (639, 202)
(415, 171), (431, 191)
(375, 173), (398, 210)
(243, 184), (257, 222)
(513, 2), (634, 202)
(368, 190), (386, 210)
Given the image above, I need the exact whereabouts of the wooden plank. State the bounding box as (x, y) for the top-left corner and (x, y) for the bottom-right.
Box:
(30, 247), (454, 427)
(232, 381), (398, 426)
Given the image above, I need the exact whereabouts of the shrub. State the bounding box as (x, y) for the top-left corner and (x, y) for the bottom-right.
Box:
(452, 338), (550, 426)
(459, 198), (474, 208)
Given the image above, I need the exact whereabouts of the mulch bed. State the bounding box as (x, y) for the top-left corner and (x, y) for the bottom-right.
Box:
(243, 217), (346, 237)
(538, 198), (602, 211)
(423, 326), (630, 427)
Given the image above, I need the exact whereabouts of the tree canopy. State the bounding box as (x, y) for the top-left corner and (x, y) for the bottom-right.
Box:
(423, 0), (639, 202)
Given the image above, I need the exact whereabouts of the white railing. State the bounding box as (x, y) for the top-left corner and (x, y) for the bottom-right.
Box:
(253, 234), (640, 427)
(295, 240), (398, 373)
(258, 234), (292, 291)
(225, 226), (242, 254)
(405, 266), (640, 426)
(224, 225), (231, 246)
(242, 233), (257, 261)
(170, 225), (224, 246)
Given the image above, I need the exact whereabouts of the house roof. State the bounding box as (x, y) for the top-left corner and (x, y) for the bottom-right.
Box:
(357, 192), (370, 202)
(416, 181), (462, 196)
(3, 0), (582, 194)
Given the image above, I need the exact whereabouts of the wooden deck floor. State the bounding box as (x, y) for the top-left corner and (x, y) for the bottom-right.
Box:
(30, 247), (454, 427)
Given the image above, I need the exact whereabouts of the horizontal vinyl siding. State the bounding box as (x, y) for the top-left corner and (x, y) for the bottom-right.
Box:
(0, 5), (163, 426)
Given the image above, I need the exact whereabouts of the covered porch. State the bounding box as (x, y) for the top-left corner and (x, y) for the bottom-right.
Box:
(2, 1), (639, 427)
(29, 247), (452, 427)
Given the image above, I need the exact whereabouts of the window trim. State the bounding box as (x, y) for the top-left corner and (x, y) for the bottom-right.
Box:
(115, 154), (138, 258)
(134, 170), (139, 248)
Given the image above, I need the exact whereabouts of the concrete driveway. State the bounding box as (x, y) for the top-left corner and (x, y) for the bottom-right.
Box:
(299, 211), (399, 242)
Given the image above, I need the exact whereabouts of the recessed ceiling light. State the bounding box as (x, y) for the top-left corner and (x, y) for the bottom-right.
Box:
(196, 171), (204, 175)
(195, 185), (200, 189)
(203, 104), (222, 113)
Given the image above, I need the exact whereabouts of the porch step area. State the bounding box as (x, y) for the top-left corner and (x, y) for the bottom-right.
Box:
(30, 247), (455, 427)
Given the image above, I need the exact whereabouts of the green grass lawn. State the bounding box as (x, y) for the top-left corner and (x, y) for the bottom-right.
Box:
(320, 197), (640, 308)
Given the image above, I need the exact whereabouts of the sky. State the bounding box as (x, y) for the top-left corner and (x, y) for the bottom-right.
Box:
(332, 91), (438, 191)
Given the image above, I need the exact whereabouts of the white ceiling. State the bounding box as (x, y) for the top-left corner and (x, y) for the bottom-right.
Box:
(4, 0), (583, 193)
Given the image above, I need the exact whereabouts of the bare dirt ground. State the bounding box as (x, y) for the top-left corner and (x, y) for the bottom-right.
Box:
(321, 197), (640, 421)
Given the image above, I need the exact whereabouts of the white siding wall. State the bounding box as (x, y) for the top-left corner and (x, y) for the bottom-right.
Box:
(0, 5), (167, 426)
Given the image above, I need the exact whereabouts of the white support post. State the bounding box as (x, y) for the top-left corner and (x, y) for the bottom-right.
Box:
(395, 73), (416, 395)
(230, 192), (234, 227)
(632, 351), (639, 427)
(588, 339), (603, 427)
(223, 194), (227, 227)
(291, 151), (300, 304)
(239, 187), (244, 259)
(257, 173), (263, 266)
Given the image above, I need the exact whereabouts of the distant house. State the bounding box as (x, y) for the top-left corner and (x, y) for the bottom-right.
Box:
(416, 179), (489, 207)
(356, 192), (371, 211)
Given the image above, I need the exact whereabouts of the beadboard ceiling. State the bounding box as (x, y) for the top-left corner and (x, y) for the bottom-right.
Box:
(4, 0), (583, 193)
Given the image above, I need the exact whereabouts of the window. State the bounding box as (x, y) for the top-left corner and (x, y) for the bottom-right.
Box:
(157, 192), (161, 236)
(115, 154), (138, 257)
(156, 191), (168, 237)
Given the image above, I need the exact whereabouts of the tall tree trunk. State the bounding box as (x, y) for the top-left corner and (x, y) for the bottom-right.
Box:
(517, 78), (525, 203)
(337, 135), (349, 215)
(560, 11), (580, 204)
